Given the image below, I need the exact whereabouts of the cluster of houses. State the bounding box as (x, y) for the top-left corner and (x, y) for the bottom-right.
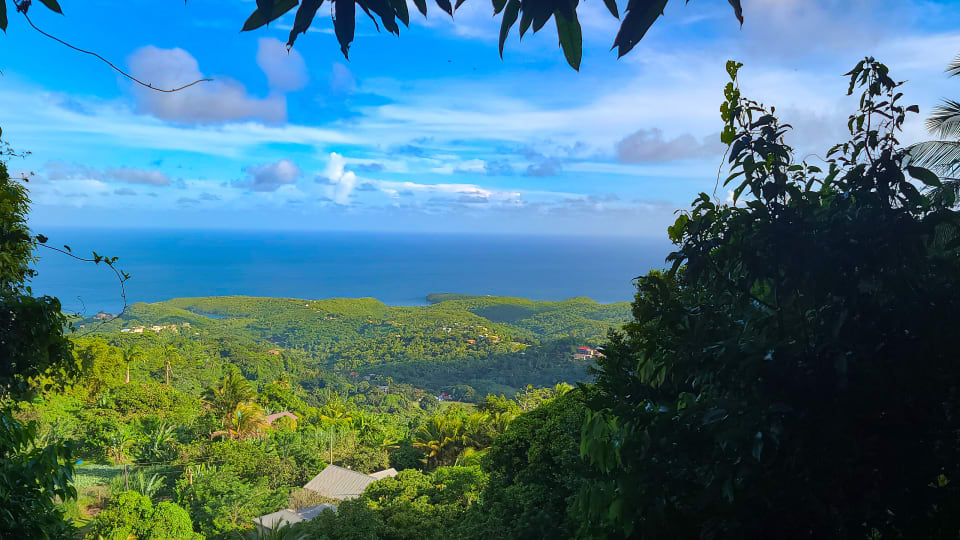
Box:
(573, 346), (603, 360)
(120, 322), (191, 334)
(253, 465), (399, 532)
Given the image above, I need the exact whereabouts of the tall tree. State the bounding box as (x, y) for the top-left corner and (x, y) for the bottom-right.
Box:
(908, 53), (960, 207)
(580, 59), (960, 538)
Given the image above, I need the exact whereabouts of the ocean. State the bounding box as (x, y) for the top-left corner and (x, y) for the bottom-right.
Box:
(29, 229), (674, 315)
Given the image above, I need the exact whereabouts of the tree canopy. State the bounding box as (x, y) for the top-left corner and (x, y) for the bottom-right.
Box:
(1, 0), (745, 71)
(579, 59), (960, 538)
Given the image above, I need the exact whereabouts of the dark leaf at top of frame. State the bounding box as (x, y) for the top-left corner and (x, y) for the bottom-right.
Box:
(499, 0), (521, 57)
(435, 0), (454, 17)
(727, 0), (742, 25)
(613, 0), (667, 58)
(334, 0), (356, 58)
(555, 8), (582, 71)
(288, 0), (324, 47)
(242, 0), (298, 31)
(38, 0), (63, 14)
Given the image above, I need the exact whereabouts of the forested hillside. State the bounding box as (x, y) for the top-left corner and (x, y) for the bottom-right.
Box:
(79, 294), (626, 398)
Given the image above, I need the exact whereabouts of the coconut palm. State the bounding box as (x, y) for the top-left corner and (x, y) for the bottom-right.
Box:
(908, 54), (960, 207)
(203, 370), (256, 426)
(212, 402), (269, 440)
(413, 415), (465, 468)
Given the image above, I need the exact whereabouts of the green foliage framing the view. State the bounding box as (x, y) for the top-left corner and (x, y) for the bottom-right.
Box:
(0, 0), (744, 71)
(0, 160), (75, 396)
(579, 59), (960, 538)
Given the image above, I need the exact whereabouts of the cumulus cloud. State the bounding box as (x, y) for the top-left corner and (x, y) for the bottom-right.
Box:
(321, 153), (359, 205)
(128, 46), (286, 124)
(356, 182), (378, 192)
(331, 63), (357, 94)
(234, 159), (302, 192)
(615, 128), (722, 163)
(43, 162), (171, 186)
(104, 167), (171, 186)
(256, 38), (308, 92)
(199, 192), (221, 201)
(113, 188), (137, 196)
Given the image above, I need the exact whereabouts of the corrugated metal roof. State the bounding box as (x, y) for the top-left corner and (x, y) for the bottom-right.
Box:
(253, 504), (336, 530)
(302, 465), (399, 500)
(303, 465), (379, 500)
(369, 468), (398, 480)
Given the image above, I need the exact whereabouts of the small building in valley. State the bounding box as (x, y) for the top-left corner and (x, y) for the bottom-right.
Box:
(303, 465), (398, 501)
(254, 503), (337, 533)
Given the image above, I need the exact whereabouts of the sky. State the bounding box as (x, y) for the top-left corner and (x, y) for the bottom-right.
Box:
(3, 0), (960, 237)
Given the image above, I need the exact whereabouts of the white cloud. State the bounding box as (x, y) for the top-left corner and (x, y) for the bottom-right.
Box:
(42, 162), (171, 186)
(128, 46), (287, 124)
(320, 153), (359, 204)
(235, 159), (302, 192)
(615, 128), (722, 163)
(256, 38), (309, 92)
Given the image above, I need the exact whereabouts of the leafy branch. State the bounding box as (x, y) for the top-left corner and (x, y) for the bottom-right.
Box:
(4, 0), (211, 92)
(239, 0), (745, 70)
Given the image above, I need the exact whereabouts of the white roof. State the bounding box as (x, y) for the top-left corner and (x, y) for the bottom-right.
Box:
(254, 504), (337, 530)
(369, 468), (398, 480)
(302, 465), (399, 500)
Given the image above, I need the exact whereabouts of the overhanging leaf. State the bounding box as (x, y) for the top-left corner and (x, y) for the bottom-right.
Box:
(492, 0), (508, 15)
(0, 0), (7, 33)
(412, 0), (428, 16)
(242, 0), (298, 31)
(727, 0), (742, 25)
(287, 0), (324, 47)
(334, 0), (356, 58)
(612, 0), (667, 58)
(498, 0), (520, 57)
(555, 10), (582, 71)
(256, 0), (276, 23)
(38, 0), (63, 14)
(435, 0), (453, 16)
(389, 0), (410, 26)
(602, 0), (619, 19)
(907, 165), (943, 188)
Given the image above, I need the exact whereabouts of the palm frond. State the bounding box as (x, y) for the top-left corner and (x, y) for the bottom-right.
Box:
(948, 54), (960, 78)
(906, 140), (960, 175)
(926, 99), (960, 138)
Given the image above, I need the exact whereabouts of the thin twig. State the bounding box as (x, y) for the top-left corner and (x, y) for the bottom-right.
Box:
(13, 0), (211, 93)
(37, 243), (129, 336)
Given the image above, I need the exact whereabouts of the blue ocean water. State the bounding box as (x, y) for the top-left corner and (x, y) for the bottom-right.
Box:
(29, 229), (674, 315)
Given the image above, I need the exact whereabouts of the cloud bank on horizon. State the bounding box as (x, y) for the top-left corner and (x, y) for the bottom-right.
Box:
(3, 0), (960, 236)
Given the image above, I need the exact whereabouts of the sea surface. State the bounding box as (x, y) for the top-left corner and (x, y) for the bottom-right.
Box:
(29, 229), (675, 315)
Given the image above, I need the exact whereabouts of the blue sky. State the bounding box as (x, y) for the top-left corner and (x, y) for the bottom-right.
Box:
(3, 0), (960, 237)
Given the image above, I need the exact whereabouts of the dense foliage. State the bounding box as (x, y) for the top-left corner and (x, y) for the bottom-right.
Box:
(580, 60), (960, 538)
(0, 0), (746, 71)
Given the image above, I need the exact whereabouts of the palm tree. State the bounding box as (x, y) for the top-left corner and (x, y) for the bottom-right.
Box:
(210, 402), (269, 440)
(553, 381), (574, 397)
(230, 402), (269, 440)
(203, 371), (256, 424)
(908, 53), (960, 207)
(123, 346), (145, 384)
(413, 416), (465, 469)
